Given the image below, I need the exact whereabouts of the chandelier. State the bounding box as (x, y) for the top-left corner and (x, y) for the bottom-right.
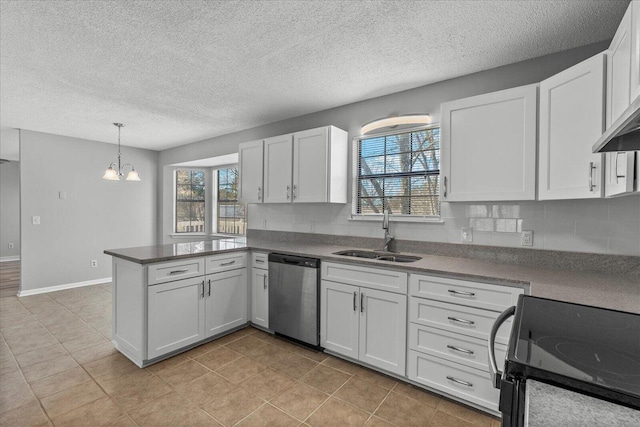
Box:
(102, 123), (141, 181)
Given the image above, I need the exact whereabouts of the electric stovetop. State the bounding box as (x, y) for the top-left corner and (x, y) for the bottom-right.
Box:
(504, 295), (640, 409)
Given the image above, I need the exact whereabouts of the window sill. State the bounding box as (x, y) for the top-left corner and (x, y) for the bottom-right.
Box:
(209, 233), (246, 238)
(348, 215), (444, 224)
(170, 233), (208, 238)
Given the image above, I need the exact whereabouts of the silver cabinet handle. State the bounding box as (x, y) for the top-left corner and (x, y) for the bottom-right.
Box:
(221, 260), (236, 266)
(353, 292), (357, 311)
(443, 176), (447, 198)
(263, 274), (267, 290)
(257, 186), (262, 201)
(255, 259), (265, 263)
(446, 376), (473, 387)
(293, 184), (297, 199)
(201, 280), (205, 298)
(207, 279), (211, 297)
(360, 293), (364, 313)
(448, 289), (475, 297)
(447, 345), (474, 355)
(489, 306), (516, 389)
(286, 185), (290, 199)
(589, 162), (596, 191)
(169, 269), (189, 274)
(448, 316), (475, 325)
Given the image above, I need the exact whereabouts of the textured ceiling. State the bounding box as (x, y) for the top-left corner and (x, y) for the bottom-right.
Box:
(0, 0), (630, 151)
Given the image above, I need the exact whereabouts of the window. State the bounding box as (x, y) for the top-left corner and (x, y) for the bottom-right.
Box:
(175, 169), (206, 233)
(217, 168), (246, 235)
(354, 126), (440, 218)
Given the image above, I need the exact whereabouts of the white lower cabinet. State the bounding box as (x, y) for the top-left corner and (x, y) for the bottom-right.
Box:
(250, 252), (269, 329)
(320, 275), (407, 376)
(147, 276), (206, 359)
(407, 273), (525, 412)
(205, 268), (247, 337)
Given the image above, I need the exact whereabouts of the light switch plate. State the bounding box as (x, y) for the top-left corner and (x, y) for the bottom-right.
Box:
(32, 216), (40, 225)
(461, 227), (473, 243)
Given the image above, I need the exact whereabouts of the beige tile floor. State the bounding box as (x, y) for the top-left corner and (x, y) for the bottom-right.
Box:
(0, 283), (501, 426)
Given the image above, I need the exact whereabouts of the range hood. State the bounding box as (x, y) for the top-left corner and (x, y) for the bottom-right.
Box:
(593, 97), (640, 152)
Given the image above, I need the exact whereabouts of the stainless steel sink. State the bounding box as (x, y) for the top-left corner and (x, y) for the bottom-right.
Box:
(333, 250), (421, 263)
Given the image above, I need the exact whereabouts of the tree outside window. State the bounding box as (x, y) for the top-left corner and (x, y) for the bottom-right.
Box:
(175, 169), (206, 233)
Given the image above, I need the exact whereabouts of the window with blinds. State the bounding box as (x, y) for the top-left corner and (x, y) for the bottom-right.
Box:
(354, 126), (440, 218)
(175, 169), (206, 233)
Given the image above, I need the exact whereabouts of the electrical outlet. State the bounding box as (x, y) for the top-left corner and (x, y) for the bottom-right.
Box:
(262, 219), (267, 229)
(521, 230), (533, 246)
(8, 243), (14, 249)
(32, 216), (40, 225)
(90, 260), (98, 268)
(461, 227), (473, 243)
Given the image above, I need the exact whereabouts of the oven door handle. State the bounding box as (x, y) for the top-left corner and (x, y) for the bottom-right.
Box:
(488, 305), (515, 389)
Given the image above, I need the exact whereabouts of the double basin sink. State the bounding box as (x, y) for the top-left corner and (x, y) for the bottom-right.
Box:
(333, 249), (422, 263)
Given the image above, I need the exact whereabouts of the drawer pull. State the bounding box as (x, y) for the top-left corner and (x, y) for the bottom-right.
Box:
(448, 289), (475, 297)
(220, 260), (236, 266)
(446, 376), (473, 387)
(448, 316), (475, 325)
(169, 269), (189, 274)
(447, 345), (474, 355)
(256, 259), (265, 263)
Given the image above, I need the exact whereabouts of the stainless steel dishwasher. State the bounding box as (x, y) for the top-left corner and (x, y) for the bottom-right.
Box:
(268, 253), (320, 347)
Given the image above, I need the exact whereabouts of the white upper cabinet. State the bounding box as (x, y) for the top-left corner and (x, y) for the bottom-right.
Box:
(441, 84), (538, 201)
(238, 140), (264, 204)
(263, 134), (294, 203)
(605, 2), (637, 198)
(538, 53), (606, 200)
(293, 126), (348, 203)
(261, 125), (348, 204)
(631, 0), (640, 101)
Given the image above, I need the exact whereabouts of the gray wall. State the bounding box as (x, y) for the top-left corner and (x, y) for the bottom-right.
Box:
(20, 130), (158, 291)
(1, 161), (20, 259)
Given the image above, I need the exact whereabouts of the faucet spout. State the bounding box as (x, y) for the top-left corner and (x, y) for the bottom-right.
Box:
(382, 206), (394, 252)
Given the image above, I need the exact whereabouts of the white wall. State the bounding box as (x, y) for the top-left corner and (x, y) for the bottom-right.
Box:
(157, 41), (640, 256)
(20, 130), (158, 291)
(0, 161), (20, 260)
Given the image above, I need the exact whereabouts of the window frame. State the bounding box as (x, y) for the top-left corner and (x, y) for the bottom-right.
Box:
(174, 168), (208, 234)
(214, 166), (246, 236)
(350, 124), (442, 222)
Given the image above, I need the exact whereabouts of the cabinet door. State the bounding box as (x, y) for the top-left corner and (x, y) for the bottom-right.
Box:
(251, 267), (269, 328)
(358, 288), (407, 376)
(605, 151), (636, 197)
(320, 280), (359, 360)
(630, 1), (640, 101)
(205, 269), (247, 337)
(263, 134), (293, 203)
(539, 53), (606, 200)
(238, 140), (264, 204)
(292, 127), (329, 203)
(607, 3), (632, 128)
(441, 84), (537, 201)
(147, 277), (205, 359)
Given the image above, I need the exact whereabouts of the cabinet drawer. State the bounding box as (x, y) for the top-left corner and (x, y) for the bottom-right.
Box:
(409, 273), (524, 312)
(409, 323), (506, 372)
(251, 252), (269, 269)
(410, 298), (512, 345)
(148, 258), (205, 285)
(408, 350), (499, 412)
(322, 262), (407, 294)
(205, 252), (247, 274)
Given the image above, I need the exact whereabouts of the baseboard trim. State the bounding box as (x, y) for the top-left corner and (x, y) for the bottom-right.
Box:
(18, 277), (111, 297)
(0, 256), (20, 262)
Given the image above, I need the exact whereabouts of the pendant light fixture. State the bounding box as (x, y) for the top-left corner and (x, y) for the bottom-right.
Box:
(361, 114), (431, 135)
(103, 123), (141, 181)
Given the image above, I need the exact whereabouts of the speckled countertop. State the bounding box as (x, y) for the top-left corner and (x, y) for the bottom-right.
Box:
(525, 380), (640, 426)
(105, 237), (640, 313)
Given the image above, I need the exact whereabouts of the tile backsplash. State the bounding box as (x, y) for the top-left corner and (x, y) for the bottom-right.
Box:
(248, 196), (640, 257)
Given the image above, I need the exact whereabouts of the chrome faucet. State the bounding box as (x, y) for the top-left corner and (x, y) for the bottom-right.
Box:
(382, 206), (394, 252)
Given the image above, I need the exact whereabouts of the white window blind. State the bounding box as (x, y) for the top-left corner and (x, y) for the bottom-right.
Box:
(353, 126), (440, 218)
